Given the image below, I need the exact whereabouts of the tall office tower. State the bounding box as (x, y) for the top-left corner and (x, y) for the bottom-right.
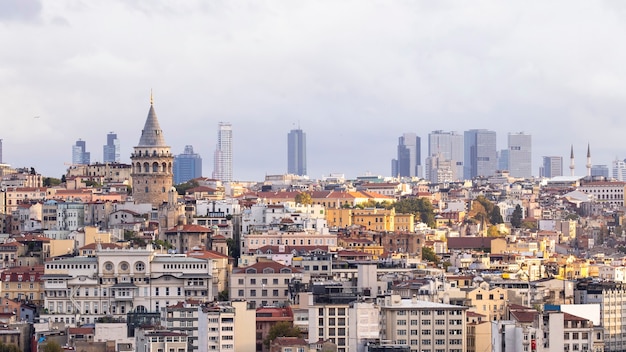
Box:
(591, 165), (609, 178)
(497, 149), (509, 171)
(0, 139), (3, 164)
(287, 128), (307, 176)
(130, 95), (173, 207)
(212, 122), (233, 182)
(391, 133), (421, 178)
(72, 139), (90, 165)
(612, 158), (626, 181)
(541, 156), (563, 178)
(427, 130), (463, 180)
(173, 145), (202, 185)
(103, 132), (120, 163)
(507, 132), (532, 178)
(463, 129), (497, 179)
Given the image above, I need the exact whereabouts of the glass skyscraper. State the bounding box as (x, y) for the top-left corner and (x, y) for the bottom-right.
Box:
(507, 132), (532, 178)
(103, 132), (120, 163)
(287, 128), (307, 176)
(464, 129), (496, 179)
(213, 122), (233, 182)
(391, 133), (421, 178)
(174, 145), (202, 185)
(72, 139), (90, 165)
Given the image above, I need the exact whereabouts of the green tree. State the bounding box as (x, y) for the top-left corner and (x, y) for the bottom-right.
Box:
(490, 206), (504, 224)
(175, 180), (199, 195)
(43, 177), (62, 187)
(263, 322), (301, 349)
(61, 174), (67, 183)
(294, 192), (312, 205)
(226, 238), (240, 259)
(42, 341), (62, 352)
(393, 198), (436, 227)
(511, 205), (523, 228)
(152, 239), (173, 250)
(218, 289), (229, 301)
(421, 246), (439, 264)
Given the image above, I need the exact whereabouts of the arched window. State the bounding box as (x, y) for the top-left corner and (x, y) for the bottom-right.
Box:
(152, 162), (159, 173)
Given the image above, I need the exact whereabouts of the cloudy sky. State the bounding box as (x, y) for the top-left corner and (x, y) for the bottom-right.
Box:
(2, 0), (626, 181)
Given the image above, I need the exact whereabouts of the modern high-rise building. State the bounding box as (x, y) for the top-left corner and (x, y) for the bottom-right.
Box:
(612, 158), (626, 181)
(541, 156), (563, 178)
(463, 129), (497, 179)
(591, 165), (609, 178)
(391, 133), (421, 178)
(497, 149), (509, 172)
(102, 132), (120, 163)
(427, 130), (463, 180)
(72, 139), (90, 165)
(0, 138), (3, 164)
(287, 128), (307, 176)
(173, 145), (202, 185)
(130, 95), (174, 207)
(213, 122), (233, 182)
(507, 132), (532, 178)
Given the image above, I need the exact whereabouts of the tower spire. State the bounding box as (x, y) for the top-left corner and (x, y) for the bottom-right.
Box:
(569, 145), (575, 177)
(586, 143), (592, 177)
(150, 89), (154, 105)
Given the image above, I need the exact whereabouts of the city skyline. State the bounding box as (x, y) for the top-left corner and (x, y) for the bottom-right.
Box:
(3, 2), (626, 180)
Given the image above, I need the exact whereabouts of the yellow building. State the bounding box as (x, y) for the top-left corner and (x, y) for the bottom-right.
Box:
(326, 208), (414, 232)
(465, 285), (508, 321)
(337, 237), (384, 259)
(0, 265), (45, 305)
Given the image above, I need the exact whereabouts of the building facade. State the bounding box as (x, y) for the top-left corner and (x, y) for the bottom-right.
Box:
(541, 156), (563, 178)
(72, 139), (90, 165)
(102, 132), (120, 163)
(213, 122), (233, 182)
(464, 129), (497, 179)
(130, 96), (174, 207)
(173, 145), (202, 185)
(287, 128), (307, 176)
(392, 133), (421, 178)
(507, 132), (532, 178)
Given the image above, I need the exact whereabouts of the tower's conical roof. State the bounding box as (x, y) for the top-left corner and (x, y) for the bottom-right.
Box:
(137, 97), (167, 147)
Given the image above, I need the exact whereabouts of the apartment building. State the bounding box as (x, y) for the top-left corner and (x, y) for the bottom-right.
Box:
(197, 301), (255, 352)
(230, 261), (308, 309)
(164, 301), (201, 352)
(0, 265), (44, 305)
(378, 295), (467, 352)
(578, 181), (626, 208)
(135, 330), (188, 352)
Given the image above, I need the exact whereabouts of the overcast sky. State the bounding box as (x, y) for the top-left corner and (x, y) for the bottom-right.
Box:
(2, 0), (626, 181)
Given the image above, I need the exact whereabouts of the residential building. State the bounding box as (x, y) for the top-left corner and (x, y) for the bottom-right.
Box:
(256, 306), (294, 352)
(378, 294), (467, 352)
(135, 330), (188, 352)
(574, 280), (624, 352)
(0, 265), (44, 305)
(392, 133), (421, 178)
(230, 261), (308, 309)
(174, 145), (202, 185)
(578, 181), (626, 208)
(541, 156), (563, 178)
(464, 129), (497, 179)
(72, 139), (90, 165)
(164, 224), (212, 254)
(508, 132), (532, 178)
(102, 132), (120, 163)
(213, 122), (233, 182)
(197, 300), (256, 352)
(288, 128), (307, 176)
(164, 301), (201, 352)
(130, 95), (174, 207)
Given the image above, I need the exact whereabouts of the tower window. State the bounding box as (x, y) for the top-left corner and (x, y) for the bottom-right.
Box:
(145, 187), (149, 193)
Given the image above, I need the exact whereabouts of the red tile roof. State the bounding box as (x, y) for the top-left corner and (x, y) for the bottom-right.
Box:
(232, 261), (302, 274)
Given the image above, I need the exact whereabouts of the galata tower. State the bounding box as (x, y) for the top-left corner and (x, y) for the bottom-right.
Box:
(130, 94), (174, 207)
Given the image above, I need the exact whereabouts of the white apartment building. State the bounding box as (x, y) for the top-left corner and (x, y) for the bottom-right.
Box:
(243, 230), (337, 253)
(135, 330), (188, 352)
(378, 295), (467, 352)
(197, 301), (255, 352)
(41, 244), (213, 326)
(241, 202), (328, 235)
(578, 181), (626, 208)
(575, 281), (624, 352)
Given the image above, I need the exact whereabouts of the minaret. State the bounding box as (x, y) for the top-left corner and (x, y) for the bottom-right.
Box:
(569, 145), (575, 177)
(586, 143), (592, 178)
(130, 93), (174, 207)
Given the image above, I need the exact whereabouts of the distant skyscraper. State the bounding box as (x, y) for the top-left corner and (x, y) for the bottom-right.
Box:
(103, 132), (120, 163)
(464, 129), (497, 179)
(541, 156), (563, 178)
(287, 128), (307, 176)
(591, 165), (609, 178)
(427, 130), (463, 180)
(612, 158), (626, 181)
(213, 122), (233, 182)
(507, 132), (532, 178)
(391, 133), (421, 178)
(0, 139), (3, 164)
(174, 145), (202, 185)
(498, 149), (509, 172)
(72, 139), (90, 165)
